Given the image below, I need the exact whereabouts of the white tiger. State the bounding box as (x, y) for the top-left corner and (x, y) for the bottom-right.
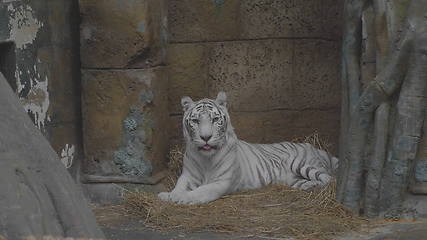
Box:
(158, 92), (338, 204)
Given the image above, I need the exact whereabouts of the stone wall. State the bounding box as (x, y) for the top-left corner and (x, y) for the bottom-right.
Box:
(167, 0), (343, 153)
(1, 0), (343, 184)
(79, 0), (169, 176)
(0, 0), (82, 175)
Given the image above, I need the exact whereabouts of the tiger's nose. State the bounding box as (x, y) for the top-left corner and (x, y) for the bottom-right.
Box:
(201, 135), (212, 142)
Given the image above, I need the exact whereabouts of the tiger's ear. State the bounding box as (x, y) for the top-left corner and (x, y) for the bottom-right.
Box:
(216, 91), (227, 107)
(181, 96), (194, 112)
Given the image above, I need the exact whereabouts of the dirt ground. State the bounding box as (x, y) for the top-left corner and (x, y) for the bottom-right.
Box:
(92, 204), (427, 240)
(93, 205), (275, 240)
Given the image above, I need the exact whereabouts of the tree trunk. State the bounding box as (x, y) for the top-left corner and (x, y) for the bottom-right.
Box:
(0, 73), (105, 239)
(337, 0), (427, 217)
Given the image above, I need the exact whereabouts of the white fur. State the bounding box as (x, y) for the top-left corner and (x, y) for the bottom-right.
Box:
(159, 92), (338, 204)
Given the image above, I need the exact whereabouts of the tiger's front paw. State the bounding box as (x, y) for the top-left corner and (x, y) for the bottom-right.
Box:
(158, 191), (192, 204)
(175, 193), (196, 204)
(158, 192), (171, 202)
(168, 191), (196, 204)
(168, 191), (185, 203)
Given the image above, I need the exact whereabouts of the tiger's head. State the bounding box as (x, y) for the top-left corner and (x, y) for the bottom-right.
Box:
(181, 91), (235, 156)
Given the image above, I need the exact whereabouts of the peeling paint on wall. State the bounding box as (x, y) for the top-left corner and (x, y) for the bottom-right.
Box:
(21, 75), (50, 129)
(18, 61), (51, 129)
(4, 3), (50, 129)
(7, 4), (43, 49)
(1, 0), (82, 177)
(60, 144), (75, 169)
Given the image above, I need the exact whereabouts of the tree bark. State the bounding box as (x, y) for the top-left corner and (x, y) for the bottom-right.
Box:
(337, 0), (367, 203)
(379, 25), (427, 216)
(364, 103), (389, 217)
(337, 0), (427, 217)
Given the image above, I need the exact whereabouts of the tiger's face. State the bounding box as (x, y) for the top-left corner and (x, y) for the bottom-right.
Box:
(182, 92), (229, 156)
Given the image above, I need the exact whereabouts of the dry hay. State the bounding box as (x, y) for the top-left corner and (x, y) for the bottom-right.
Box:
(292, 132), (333, 155)
(162, 144), (184, 191)
(125, 184), (366, 240)
(124, 133), (367, 240)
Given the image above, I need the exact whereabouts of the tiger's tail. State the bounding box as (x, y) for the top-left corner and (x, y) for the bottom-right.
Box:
(291, 165), (333, 190)
(297, 165), (332, 184)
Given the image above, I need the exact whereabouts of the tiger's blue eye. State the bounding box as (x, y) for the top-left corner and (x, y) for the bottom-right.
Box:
(212, 117), (219, 122)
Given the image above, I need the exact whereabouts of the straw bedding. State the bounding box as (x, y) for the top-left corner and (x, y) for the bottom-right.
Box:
(124, 133), (367, 240)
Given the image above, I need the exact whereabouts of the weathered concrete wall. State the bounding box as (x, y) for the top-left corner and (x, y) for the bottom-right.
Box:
(168, 0), (342, 153)
(0, 0), (82, 175)
(79, 0), (169, 176)
(0, 72), (104, 240)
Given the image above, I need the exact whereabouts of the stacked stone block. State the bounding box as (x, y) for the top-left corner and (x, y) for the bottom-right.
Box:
(79, 0), (169, 177)
(168, 0), (342, 153)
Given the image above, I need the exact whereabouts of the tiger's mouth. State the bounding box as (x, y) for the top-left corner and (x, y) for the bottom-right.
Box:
(199, 144), (217, 151)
